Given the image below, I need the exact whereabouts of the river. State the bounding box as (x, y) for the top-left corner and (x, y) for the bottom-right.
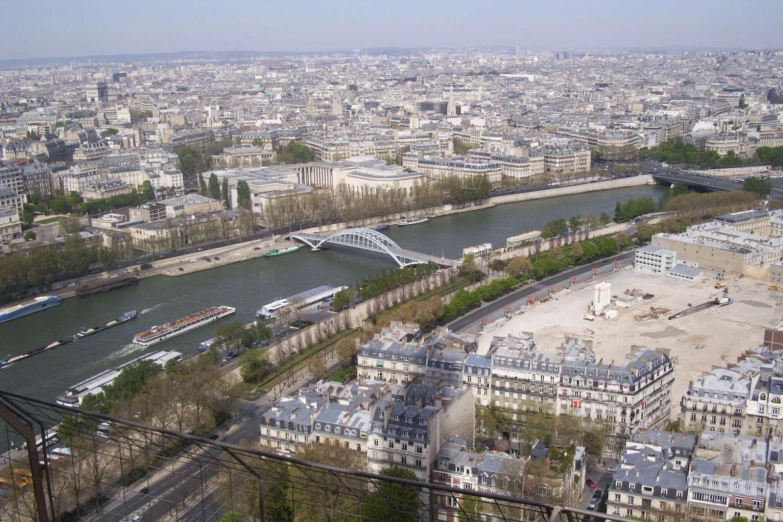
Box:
(0, 184), (666, 403)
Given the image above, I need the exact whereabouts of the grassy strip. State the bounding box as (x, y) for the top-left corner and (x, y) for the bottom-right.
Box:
(35, 216), (64, 224)
(256, 327), (360, 394)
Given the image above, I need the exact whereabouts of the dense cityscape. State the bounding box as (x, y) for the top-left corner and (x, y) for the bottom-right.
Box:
(2, 9), (783, 522)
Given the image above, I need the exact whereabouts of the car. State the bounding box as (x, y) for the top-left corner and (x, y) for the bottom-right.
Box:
(253, 247), (261, 251)
(208, 434), (219, 440)
(587, 498), (598, 510)
(585, 478), (596, 488)
(139, 487), (149, 495)
(606, 465), (617, 472)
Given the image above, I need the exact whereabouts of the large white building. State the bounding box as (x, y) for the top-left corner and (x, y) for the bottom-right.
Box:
(634, 246), (677, 274)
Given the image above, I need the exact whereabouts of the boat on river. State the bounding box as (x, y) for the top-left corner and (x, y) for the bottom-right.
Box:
(397, 217), (429, 227)
(0, 310), (137, 369)
(133, 306), (236, 346)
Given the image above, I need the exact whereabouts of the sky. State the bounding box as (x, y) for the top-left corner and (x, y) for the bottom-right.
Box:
(1, 0), (782, 61)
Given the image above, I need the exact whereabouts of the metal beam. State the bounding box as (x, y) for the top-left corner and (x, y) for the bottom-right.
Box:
(0, 400), (50, 522)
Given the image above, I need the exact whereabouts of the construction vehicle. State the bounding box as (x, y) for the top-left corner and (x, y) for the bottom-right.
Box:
(770, 285), (783, 292)
(715, 282), (725, 289)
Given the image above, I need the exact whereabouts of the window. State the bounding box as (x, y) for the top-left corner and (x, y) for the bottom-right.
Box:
(416, 446), (423, 454)
(415, 459), (423, 468)
(736, 499), (743, 507)
(373, 439), (378, 447)
(615, 494), (621, 502)
(628, 496), (635, 504)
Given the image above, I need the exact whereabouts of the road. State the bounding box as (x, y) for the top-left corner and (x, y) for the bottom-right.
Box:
(449, 252), (635, 332)
(84, 399), (272, 522)
(84, 352), (343, 522)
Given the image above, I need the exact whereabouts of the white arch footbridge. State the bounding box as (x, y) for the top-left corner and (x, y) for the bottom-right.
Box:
(289, 228), (460, 268)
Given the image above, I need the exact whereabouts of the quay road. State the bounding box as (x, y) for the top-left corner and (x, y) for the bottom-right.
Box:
(448, 252), (635, 333)
(84, 398), (272, 522)
(87, 356), (346, 522)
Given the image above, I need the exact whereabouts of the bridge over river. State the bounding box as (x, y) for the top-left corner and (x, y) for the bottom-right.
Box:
(652, 169), (783, 200)
(290, 227), (461, 268)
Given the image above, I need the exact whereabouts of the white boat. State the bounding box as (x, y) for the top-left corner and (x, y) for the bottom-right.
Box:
(256, 285), (347, 319)
(132, 306), (236, 347)
(397, 217), (430, 226)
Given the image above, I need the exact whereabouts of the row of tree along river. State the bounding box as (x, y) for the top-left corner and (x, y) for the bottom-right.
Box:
(0, 184), (665, 403)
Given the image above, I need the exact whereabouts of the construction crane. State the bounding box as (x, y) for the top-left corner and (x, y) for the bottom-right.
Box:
(669, 289), (731, 320)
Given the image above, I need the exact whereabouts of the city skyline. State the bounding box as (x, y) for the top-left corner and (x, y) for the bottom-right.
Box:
(2, 0), (783, 61)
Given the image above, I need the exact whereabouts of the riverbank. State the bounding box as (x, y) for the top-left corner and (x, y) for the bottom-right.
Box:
(11, 175), (655, 305)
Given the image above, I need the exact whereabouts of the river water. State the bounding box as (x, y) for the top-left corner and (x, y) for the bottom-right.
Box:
(0, 184), (665, 402)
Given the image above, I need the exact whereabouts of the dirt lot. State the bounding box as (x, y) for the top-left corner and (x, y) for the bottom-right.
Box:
(476, 267), (783, 416)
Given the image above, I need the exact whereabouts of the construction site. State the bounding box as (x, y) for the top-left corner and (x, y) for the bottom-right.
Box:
(476, 267), (783, 410)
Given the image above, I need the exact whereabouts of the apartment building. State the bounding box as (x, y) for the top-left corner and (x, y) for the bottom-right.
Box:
(260, 392), (326, 455)
(607, 430), (695, 522)
(415, 157), (502, 183)
(540, 146), (591, 174)
(488, 334), (563, 426)
(0, 187), (25, 216)
(688, 433), (768, 522)
(681, 368), (750, 436)
(431, 438), (525, 521)
(559, 344), (675, 455)
(367, 384), (474, 481)
(169, 130), (214, 150)
(0, 208), (22, 252)
(357, 323), (427, 384)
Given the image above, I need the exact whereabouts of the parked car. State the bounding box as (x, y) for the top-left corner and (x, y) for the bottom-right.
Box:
(607, 465), (617, 472)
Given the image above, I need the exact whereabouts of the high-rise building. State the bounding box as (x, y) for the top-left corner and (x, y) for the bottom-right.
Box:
(331, 90), (342, 117)
(96, 81), (109, 105)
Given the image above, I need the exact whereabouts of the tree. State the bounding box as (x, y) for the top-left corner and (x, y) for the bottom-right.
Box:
(236, 180), (251, 210)
(458, 494), (484, 522)
(541, 218), (569, 239)
(239, 350), (273, 384)
(25, 130), (40, 141)
(141, 180), (154, 201)
(221, 177), (231, 209)
(333, 287), (356, 311)
(59, 216), (82, 235)
(505, 257), (532, 278)
(308, 354), (327, 380)
(97, 247), (119, 270)
(106, 128), (119, 136)
(208, 173), (221, 200)
(214, 322), (247, 351)
(23, 231), (36, 241)
(335, 338), (356, 367)
(22, 206), (34, 225)
(360, 466), (420, 522)
(743, 177), (772, 198)
(568, 215), (582, 234)
(570, 243), (584, 261)
(198, 173), (208, 196)
(599, 212), (611, 226)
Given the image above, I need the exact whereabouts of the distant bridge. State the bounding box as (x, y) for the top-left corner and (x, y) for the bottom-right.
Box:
(652, 171), (739, 192)
(289, 227), (461, 268)
(652, 170), (783, 200)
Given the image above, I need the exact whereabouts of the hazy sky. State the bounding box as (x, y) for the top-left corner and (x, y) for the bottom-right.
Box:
(1, 0), (782, 61)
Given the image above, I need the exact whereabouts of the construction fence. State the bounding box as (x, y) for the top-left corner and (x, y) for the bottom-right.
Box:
(461, 258), (632, 336)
